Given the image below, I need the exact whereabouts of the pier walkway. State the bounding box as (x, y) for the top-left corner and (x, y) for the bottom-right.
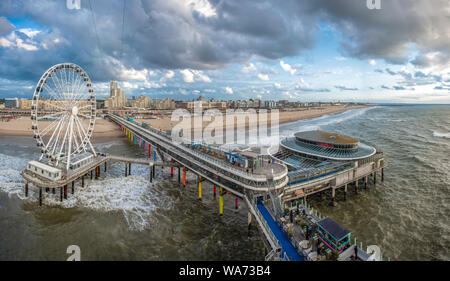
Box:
(256, 198), (303, 261)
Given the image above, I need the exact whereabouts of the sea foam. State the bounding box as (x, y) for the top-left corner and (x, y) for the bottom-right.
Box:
(0, 152), (172, 231)
(432, 131), (450, 138)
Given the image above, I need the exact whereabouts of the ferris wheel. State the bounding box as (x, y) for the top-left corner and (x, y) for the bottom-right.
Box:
(31, 63), (97, 170)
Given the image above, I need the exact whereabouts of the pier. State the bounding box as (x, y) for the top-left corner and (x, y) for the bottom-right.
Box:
(22, 113), (387, 261)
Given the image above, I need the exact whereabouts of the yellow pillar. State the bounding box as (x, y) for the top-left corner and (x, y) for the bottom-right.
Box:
(219, 186), (223, 216)
(198, 175), (202, 200)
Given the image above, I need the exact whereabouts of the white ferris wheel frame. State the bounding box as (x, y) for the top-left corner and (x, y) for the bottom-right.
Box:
(31, 63), (97, 171)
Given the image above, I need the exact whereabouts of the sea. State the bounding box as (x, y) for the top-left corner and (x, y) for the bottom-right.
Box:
(0, 105), (448, 260)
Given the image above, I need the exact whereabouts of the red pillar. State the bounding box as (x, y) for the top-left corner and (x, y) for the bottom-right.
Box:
(148, 143), (151, 157)
(171, 166), (174, 177)
(214, 185), (216, 197)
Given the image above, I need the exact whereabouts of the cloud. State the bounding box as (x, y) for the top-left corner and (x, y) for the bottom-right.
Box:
(192, 70), (212, 82)
(273, 82), (281, 89)
(241, 63), (256, 73)
(369, 59), (376, 66)
(257, 73), (269, 81)
(164, 70), (175, 79)
(334, 85), (358, 91)
(280, 60), (296, 75)
(225, 86), (233, 94)
(0, 17), (14, 35)
(180, 69), (194, 83)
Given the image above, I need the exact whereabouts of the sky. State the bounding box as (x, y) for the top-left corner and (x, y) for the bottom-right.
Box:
(0, 0), (449, 103)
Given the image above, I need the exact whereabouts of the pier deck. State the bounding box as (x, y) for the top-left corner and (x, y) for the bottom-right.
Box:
(256, 198), (303, 261)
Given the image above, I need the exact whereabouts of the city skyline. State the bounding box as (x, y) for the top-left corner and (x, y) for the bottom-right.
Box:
(0, 0), (449, 103)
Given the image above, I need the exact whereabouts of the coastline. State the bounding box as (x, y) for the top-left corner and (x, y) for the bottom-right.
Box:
(0, 105), (371, 142)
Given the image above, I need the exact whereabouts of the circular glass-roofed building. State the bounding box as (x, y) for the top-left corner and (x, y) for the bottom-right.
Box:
(279, 130), (376, 161)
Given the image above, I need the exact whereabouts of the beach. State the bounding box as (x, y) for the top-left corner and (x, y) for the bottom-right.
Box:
(137, 105), (369, 131)
(0, 105), (368, 140)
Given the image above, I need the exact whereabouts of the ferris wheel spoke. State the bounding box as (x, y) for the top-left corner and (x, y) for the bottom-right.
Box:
(39, 117), (65, 161)
(36, 111), (65, 121)
(75, 115), (96, 156)
(39, 114), (65, 137)
(50, 71), (65, 100)
(48, 115), (67, 157)
(42, 81), (64, 101)
(73, 118), (87, 153)
(56, 116), (72, 164)
(73, 80), (88, 102)
(38, 99), (67, 112)
(77, 112), (92, 119)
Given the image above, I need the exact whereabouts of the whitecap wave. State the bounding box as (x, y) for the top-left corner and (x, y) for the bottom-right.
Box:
(0, 152), (172, 231)
(432, 131), (450, 138)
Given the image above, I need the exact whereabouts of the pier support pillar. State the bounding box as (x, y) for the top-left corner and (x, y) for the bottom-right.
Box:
(64, 185), (68, 200)
(355, 180), (358, 194)
(90, 170), (93, 180)
(344, 184), (348, 201)
(178, 167), (181, 183)
(60, 187), (63, 202)
(248, 212), (252, 228)
(365, 176), (368, 188)
(183, 167), (186, 187)
(198, 176), (202, 200)
(331, 187), (336, 206)
(149, 165), (153, 183)
(104, 162), (107, 172)
(381, 168), (384, 182)
(152, 165), (155, 178)
(125, 163), (128, 177)
(98, 166), (100, 177)
(25, 180), (28, 197)
(219, 187), (224, 216)
(128, 163), (131, 176)
(235, 198), (239, 209)
(71, 181), (74, 194)
(82, 176), (85, 187)
(39, 187), (42, 206)
(213, 185), (216, 198)
(374, 172), (377, 184)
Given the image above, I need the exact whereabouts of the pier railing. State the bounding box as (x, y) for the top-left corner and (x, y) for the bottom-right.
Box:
(244, 196), (282, 260)
(109, 114), (288, 189)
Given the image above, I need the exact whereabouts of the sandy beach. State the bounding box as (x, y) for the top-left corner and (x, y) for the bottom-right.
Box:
(0, 105), (369, 141)
(140, 104), (369, 131)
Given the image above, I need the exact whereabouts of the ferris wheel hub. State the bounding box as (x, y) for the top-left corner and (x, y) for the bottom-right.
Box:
(72, 106), (79, 116)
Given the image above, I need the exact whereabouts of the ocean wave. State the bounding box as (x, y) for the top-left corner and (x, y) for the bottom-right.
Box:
(0, 152), (173, 231)
(432, 132), (450, 138)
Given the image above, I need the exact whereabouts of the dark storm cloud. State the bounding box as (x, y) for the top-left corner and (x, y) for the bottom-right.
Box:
(0, 17), (14, 35)
(0, 0), (448, 84)
(309, 0), (450, 66)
